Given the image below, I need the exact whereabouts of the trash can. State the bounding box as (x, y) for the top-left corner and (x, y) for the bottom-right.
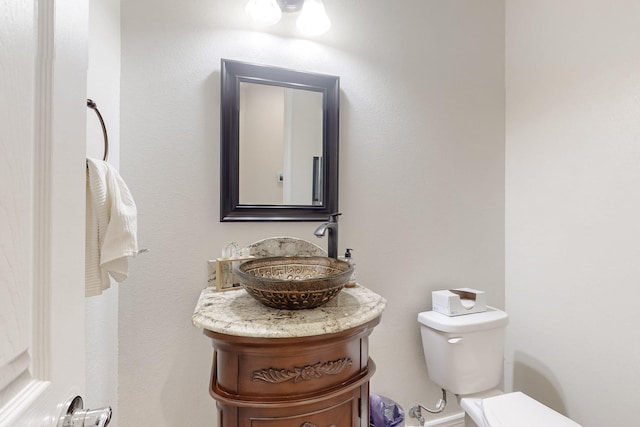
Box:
(370, 394), (405, 427)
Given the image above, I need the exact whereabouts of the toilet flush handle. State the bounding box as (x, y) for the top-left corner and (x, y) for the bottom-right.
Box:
(447, 337), (463, 344)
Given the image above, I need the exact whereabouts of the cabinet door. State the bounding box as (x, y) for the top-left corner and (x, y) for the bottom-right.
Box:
(242, 391), (359, 427)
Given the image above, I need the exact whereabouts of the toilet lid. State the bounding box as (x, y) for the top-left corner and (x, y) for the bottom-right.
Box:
(482, 392), (582, 427)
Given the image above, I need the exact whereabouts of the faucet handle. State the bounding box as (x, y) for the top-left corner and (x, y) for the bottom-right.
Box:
(328, 212), (342, 222)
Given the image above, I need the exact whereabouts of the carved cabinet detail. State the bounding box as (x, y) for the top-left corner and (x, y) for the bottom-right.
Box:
(252, 357), (353, 384)
(203, 316), (381, 427)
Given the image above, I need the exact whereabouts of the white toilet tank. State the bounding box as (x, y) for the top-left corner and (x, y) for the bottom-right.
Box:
(418, 307), (508, 395)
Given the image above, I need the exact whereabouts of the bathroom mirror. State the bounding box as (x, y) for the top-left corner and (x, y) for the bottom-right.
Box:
(220, 59), (340, 221)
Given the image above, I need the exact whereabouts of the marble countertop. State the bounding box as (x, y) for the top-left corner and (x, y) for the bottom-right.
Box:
(192, 285), (387, 338)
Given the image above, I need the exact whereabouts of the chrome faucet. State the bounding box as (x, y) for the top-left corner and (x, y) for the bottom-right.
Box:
(314, 213), (341, 259)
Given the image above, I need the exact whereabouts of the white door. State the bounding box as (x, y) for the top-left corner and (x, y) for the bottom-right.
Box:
(0, 1), (92, 426)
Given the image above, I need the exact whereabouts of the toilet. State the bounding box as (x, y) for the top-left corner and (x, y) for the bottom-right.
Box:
(418, 307), (582, 427)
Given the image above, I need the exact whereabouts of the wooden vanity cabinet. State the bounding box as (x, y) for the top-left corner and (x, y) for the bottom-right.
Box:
(204, 316), (381, 427)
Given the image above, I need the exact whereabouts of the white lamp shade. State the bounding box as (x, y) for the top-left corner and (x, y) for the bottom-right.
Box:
(245, 0), (282, 27)
(296, 0), (331, 36)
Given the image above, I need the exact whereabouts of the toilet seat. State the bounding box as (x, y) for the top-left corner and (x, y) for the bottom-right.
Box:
(459, 389), (503, 426)
(481, 392), (582, 427)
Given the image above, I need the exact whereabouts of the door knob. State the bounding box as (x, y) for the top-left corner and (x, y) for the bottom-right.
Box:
(58, 396), (112, 427)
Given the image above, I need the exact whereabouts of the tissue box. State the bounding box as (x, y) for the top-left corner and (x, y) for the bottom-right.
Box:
(432, 288), (487, 316)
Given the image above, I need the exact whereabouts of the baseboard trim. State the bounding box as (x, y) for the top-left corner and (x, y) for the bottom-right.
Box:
(423, 412), (465, 427)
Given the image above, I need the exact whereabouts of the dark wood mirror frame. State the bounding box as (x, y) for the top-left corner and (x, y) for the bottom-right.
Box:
(220, 59), (340, 221)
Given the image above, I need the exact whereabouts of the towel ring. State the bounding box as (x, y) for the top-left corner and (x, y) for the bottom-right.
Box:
(87, 99), (109, 161)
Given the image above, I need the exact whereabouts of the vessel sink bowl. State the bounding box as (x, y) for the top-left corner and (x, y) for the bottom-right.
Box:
(235, 256), (353, 310)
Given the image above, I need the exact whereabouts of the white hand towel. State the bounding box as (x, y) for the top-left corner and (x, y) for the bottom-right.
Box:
(86, 158), (139, 297)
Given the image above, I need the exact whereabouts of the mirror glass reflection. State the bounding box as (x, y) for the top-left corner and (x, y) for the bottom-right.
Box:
(239, 82), (323, 206)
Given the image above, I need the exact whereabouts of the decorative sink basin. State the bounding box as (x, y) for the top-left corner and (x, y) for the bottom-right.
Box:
(235, 256), (353, 310)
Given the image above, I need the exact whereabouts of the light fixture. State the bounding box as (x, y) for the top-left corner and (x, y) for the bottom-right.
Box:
(276, 0), (305, 13)
(296, 0), (331, 36)
(245, 0), (331, 36)
(245, 0), (282, 27)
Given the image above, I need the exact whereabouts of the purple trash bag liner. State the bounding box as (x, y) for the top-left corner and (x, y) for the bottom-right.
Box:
(370, 394), (405, 427)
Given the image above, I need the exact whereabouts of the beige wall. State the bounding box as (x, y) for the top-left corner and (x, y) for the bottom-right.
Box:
(85, 0), (120, 424)
(505, 1), (640, 425)
(239, 83), (285, 205)
(119, 1), (504, 425)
